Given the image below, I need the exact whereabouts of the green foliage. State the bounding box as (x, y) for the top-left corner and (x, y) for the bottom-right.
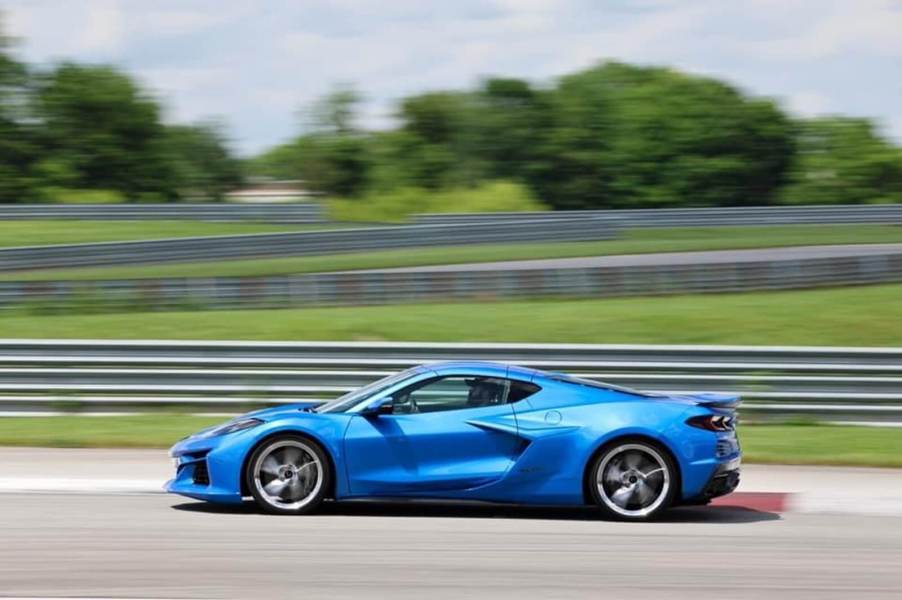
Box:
(249, 62), (814, 214)
(246, 88), (371, 196)
(292, 87), (371, 196)
(3, 13), (902, 209)
(393, 92), (485, 189)
(164, 122), (243, 200)
(296, 133), (370, 197)
(0, 21), (242, 204)
(34, 63), (175, 200)
(327, 180), (546, 222)
(309, 86), (361, 134)
(32, 187), (125, 204)
(473, 78), (552, 184)
(780, 117), (902, 204)
(0, 22), (39, 203)
(244, 142), (303, 180)
(533, 63), (795, 209)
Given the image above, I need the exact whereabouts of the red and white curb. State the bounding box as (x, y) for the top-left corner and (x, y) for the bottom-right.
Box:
(713, 491), (902, 517)
(711, 491), (791, 513)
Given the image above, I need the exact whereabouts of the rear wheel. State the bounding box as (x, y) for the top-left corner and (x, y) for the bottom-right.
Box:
(246, 435), (331, 515)
(589, 441), (677, 521)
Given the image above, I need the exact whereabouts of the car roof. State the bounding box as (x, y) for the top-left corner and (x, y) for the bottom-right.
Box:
(427, 360), (544, 381)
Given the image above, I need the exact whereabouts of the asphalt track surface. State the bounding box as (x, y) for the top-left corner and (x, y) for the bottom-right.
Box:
(2, 450), (902, 599)
(351, 243), (902, 273)
(2, 493), (902, 599)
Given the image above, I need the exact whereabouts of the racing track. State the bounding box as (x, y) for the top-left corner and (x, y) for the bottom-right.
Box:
(1, 450), (902, 599)
(2, 494), (902, 599)
(349, 242), (902, 273)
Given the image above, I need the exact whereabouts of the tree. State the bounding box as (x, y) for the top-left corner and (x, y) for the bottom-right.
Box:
(245, 61), (902, 211)
(473, 78), (553, 184)
(294, 133), (370, 197)
(395, 91), (484, 190)
(288, 87), (371, 197)
(243, 142), (304, 180)
(165, 121), (242, 200)
(534, 62), (796, 209)
(0, 20), (37, 203)
(34, 63), (175, 200)
(781, 117), (902, 204)
(309, 87), (361, 135)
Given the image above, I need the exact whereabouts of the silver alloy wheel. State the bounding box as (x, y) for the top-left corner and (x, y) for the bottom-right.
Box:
(252, 439), (323, 511)
(596, 443), (671, 518)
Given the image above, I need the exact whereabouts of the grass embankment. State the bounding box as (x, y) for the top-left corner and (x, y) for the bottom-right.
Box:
(0, 220), (325, 248)
(0, 283), (899, 346)
(4, 224), (902, 281)
(327, 181), (547, 222)
(739, 425), (902, 468)
(0, 416), (897, 467)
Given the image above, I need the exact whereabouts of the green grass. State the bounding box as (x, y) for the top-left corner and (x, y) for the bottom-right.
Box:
(327, 181), (547, 222)
(0, 416), (897, 467)
(739, 424), (902, 468)
(4, 224), (902, 281)
(1, 283), (900, 346)
(0, 415), (223, 448)
(0, 220), (324, 248)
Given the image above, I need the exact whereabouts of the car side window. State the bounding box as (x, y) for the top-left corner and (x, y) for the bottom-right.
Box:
(391, 376), (512, 414)
(507, 379), (541, 403)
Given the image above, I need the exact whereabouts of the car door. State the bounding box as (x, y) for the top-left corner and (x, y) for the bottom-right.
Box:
(343, 373), (521, 496)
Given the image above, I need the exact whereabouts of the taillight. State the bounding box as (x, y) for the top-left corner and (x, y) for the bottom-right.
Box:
(687, 414), (735, 432)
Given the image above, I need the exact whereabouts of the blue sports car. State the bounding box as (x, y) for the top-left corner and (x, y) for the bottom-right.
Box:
(167, 361), (741, 521)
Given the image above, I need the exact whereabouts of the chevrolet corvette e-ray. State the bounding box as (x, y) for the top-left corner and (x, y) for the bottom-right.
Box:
(167, 361), (741, 521)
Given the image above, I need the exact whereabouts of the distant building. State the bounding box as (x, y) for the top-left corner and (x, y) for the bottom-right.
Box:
(225, 179), (313, 203)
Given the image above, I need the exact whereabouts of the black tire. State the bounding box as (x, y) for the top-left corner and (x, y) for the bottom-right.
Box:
(588, 439), (678, 521)
(245, 434), (332, 515)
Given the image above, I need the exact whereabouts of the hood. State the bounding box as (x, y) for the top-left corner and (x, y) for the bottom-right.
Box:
(242, 401), (323, 420)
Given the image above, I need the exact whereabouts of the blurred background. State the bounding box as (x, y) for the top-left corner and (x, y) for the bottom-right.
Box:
(0, 0), (900, 454)
(0, 2), (901, 597)
(0, 0), (899, 450)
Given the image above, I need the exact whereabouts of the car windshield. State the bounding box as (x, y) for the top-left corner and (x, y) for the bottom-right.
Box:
(313, 367), (421, 413)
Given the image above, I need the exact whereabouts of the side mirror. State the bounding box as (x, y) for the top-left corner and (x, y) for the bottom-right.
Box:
(360, 396), (394, 417)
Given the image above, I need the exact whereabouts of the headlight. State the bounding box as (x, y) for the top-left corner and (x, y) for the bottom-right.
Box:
(203, 417), (264, 438)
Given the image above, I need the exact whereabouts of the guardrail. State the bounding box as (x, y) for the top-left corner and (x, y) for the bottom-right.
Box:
(4, 202), (899, 226)
(0, 203), (324, 223)
(0, 340), (899, 422)
(4, 246), (901, 312)
(415, 204), (902, 227)
(0, 218), (617, 271)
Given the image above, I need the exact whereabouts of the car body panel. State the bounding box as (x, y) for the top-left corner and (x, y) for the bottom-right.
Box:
(343, 403), (520, 495)
(166, 361), (741, 507)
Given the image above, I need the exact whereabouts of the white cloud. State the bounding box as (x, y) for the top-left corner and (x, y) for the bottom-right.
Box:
(730, 0), (902, 61)
(78, 0), (123, 53)
(5, 0), (124, 58)
(787, 91), (833, 117)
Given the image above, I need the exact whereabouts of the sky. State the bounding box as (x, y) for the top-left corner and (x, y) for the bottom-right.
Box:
(4, 0), (901, 156)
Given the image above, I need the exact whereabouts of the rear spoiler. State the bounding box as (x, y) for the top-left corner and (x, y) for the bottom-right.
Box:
(685, 392), (741, 410)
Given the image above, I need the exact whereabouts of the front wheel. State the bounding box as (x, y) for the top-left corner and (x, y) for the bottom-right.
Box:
(589, 440), (677, 521)
(246, 435), (331, 515)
